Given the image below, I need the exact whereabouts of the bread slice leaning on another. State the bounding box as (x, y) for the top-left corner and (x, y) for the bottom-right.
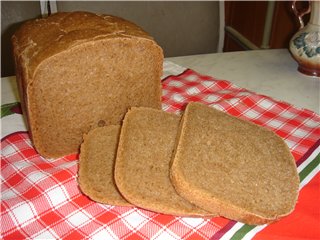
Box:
(12, 11), (163, 158)
(170, 102), (300, 225)
(114, 107), (213, 217)
(78, 125), (131, 206)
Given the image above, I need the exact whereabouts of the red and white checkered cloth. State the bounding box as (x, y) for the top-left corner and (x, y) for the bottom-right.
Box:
(1, 64), (320, 239)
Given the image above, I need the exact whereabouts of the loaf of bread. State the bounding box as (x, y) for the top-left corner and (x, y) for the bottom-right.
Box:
(114, 107), (213, 217)
(78, 125), (131, 206)
(12, 11), (163, 158)
(170, 102), (299, 225)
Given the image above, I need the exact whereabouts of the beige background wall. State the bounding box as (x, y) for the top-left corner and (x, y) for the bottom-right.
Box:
(1, 1), (220, 77)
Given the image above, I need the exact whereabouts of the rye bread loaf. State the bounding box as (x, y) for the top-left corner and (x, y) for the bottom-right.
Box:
(170, 102), (300, 225)
(114, 107), (212, 217)
(78, 125), (131, 206)
(12, 11), (163, 158)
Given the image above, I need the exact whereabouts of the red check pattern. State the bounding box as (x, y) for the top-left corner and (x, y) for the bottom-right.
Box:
(1, 68), (320, 239)
(162, 69), (320, 160)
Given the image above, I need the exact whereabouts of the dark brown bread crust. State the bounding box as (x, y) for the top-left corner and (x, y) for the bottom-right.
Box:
(12, 12), (163, 158)
(12, 12), (153, 79)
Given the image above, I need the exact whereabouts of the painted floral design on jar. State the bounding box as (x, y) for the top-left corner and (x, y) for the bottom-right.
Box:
(289, 1), (320, 77)
(293, 31), (320, 58)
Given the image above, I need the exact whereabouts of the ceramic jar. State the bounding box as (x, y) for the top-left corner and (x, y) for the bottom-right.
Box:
(289, 1), (320, 77)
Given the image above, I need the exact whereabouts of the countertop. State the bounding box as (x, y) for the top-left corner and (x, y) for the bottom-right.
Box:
(166, 49), (320, 114)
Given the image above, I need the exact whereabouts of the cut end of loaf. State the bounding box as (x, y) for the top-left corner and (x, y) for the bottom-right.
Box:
(30, 37), (162, 157)
(12, 12), (163, 158)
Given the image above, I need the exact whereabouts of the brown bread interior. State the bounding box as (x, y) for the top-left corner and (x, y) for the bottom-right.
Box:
(12, 12), (163, 158)
(78, 125), (131, 206)
(115, 107), (213, 217)
(170, 102), (300, 225)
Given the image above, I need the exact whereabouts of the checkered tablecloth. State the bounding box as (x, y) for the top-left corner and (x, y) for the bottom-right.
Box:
(1, 61), (320, 239)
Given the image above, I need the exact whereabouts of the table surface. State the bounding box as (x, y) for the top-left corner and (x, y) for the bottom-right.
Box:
(1, 49), (320, 240)
(166, 49), (320, 114)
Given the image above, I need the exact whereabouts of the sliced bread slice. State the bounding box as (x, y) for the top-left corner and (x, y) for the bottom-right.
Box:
(114, 107), (213, 217)
(78, 125), (131, 206)
(170, 102), (300, 225)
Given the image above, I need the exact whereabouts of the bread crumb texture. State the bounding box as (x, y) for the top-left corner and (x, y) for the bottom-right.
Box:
(114, 107), (213, 217)
(170, 102), (300, 225)
(78, 125), (131, 206)
(12, 11), (163, 158)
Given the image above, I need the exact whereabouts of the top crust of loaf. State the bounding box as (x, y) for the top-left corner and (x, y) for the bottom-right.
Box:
(12, 11), (157, 81)
(170, 102), (300, 225)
